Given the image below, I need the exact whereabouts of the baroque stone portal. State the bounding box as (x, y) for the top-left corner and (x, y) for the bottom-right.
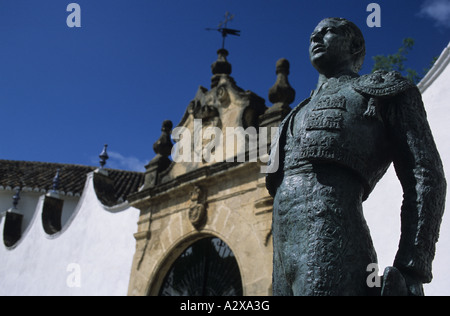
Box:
(267, 18), (446, 296)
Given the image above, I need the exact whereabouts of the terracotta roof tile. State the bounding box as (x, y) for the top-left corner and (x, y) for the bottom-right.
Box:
(0, 160), (144, 202)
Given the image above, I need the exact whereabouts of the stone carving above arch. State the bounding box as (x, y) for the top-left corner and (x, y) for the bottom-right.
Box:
(147, 49), (267, 186)
(188, 185), (207, 230)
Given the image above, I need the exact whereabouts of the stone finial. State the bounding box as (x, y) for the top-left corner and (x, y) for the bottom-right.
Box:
(211, 49), (232, 76)
(143, 120), (174, 190)
(99, 144), (109, 169)
(259, 58), (295, 128)
(52, 169), (61, 193)
(268, 58), (295, 106)
(12, 188), (21, 210)
(153, 120), (173, 158)
(47, 168), (62, 198)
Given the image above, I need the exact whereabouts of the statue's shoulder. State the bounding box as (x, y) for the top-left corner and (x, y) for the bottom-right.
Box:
(352, 70), (415, 98)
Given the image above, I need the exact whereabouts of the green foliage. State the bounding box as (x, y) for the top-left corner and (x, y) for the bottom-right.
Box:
(372, 38), (421, 84)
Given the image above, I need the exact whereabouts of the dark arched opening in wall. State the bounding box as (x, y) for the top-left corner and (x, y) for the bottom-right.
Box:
(3, 211), (23, 248)
(158, 236), (243, 296)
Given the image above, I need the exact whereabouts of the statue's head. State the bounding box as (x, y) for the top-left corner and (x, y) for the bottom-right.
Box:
(310, 18), (366, 75)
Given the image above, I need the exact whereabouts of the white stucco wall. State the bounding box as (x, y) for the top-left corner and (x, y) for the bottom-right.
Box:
(364, 42), (450, 296)
(0, 172), (140, 296)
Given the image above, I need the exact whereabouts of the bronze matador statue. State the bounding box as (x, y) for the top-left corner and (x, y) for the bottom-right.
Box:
(266, 18), (446, 296)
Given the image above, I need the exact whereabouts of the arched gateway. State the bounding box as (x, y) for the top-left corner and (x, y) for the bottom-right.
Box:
(159, 237), (243, 296)
(127, 50), (291, 296)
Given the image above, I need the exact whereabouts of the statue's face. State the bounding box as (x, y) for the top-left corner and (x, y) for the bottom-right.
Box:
(309, 19), (354, 75)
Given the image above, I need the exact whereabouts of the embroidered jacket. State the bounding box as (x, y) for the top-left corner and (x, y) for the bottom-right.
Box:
(266, 71), (446, 283)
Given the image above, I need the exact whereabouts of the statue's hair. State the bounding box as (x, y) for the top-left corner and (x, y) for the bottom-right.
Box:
(322, 17), (366, 73)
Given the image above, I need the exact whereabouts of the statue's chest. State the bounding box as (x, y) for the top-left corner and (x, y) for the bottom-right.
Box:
(291, 81), (368, 136)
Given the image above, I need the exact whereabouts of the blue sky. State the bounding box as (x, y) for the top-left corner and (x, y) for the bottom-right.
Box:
(0, 0), (449, 171)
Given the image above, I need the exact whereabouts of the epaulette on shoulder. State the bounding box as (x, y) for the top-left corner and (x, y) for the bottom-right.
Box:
(353, 70), (415, 98)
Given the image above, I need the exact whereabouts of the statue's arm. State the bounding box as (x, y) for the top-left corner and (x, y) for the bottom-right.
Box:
(385, 87), (446, 287)
(266, 128), (283, 197)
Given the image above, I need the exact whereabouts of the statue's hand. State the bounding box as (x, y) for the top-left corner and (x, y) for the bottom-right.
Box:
(403, 273), (424, 296)
(381, 266), (424, 296)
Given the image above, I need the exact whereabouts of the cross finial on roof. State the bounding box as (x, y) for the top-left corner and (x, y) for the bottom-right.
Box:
(206, 12), (241, 50)
(218, 11), (235, 29)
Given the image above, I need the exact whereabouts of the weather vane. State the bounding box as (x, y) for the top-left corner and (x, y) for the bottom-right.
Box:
(206, 12), (241, 49)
